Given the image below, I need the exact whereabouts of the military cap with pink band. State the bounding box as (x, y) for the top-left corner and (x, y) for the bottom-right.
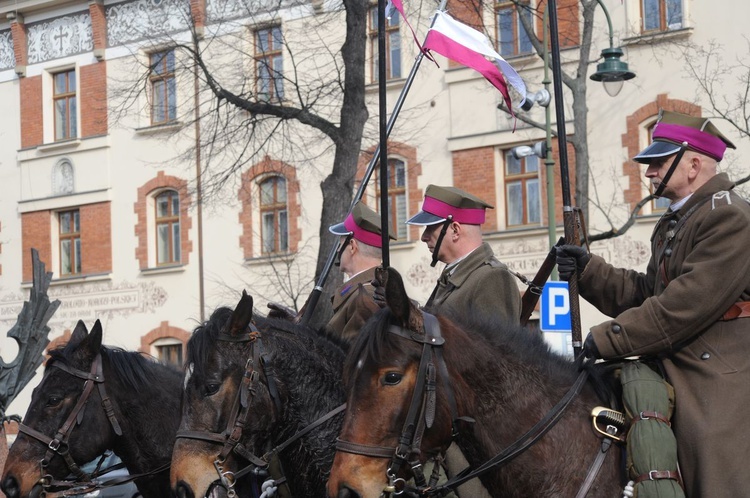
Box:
(329, 201), (395, 248)
(634, 110), (736, 163)
(406, 185), (493, 226)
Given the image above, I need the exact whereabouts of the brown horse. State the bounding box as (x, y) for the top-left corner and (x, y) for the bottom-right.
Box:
(328, 267), (623, 498)
(1, 319), (182, 498)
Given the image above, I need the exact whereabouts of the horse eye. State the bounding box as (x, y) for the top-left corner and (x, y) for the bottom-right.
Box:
(383, 372), (402, 385)
(204, 383), (221, 396)
(46, 396), (63, 407)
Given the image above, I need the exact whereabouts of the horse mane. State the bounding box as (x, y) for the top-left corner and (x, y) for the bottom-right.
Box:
(345, 305), (613, 402)
(188, 306), (347, 378)
(47, 343), (177, 391)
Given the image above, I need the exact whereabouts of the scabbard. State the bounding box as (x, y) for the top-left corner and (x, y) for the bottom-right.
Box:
(520, 237), (565, 326)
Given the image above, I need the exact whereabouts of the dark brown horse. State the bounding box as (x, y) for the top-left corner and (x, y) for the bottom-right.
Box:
(328, 267), (623, 498)
(171, 291), (348, 498)
(1, 319), (182, 498)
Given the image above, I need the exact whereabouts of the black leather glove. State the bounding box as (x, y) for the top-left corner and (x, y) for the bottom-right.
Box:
(556, 245), (591, 281)
(267, 302), (297, 321)
(370, 278), (387, 309)
(583, 333), (601, 359)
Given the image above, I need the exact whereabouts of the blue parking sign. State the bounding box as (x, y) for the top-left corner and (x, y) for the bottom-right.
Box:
(541, 281), (572, 332)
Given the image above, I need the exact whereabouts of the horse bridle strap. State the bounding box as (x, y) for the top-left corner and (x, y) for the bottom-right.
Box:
(18, 354), (123, 482)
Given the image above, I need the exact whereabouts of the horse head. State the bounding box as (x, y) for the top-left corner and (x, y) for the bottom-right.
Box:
(328, 267), (457, 498)
(2, 320), (119, 498)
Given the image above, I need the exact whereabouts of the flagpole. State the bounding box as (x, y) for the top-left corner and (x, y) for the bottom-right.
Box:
(300, 0), (448, 325)
(378, 0), (390, 267)
(547, 0), (583, 357)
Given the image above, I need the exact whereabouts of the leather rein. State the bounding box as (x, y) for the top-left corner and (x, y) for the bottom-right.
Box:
(17, 354), (169, 497)
(175, 322), (345, 498)
(335, 312), (596, 497)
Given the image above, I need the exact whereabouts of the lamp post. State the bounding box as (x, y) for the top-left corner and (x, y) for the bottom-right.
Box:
(589, 0), (636, 97)
(511, 5), (557, 279)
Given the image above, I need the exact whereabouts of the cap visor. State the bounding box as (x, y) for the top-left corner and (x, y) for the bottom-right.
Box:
(328, 222), (352, 236)
(633, 141), (682, 163)
(406, 211), (446, 226)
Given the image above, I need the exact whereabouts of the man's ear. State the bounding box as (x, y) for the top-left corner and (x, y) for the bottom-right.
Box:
(350, 238), (358, 253)
(688, 154), (702, 180)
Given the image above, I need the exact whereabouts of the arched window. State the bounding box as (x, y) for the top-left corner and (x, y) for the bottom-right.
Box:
(155, 190), (181, 265)
(259, 176), (289, 254)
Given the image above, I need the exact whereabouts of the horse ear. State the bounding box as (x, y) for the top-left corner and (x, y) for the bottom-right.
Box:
(382, 267), (412, 325)
(228, 290), (255, 336)
(69, 320), (89, 346)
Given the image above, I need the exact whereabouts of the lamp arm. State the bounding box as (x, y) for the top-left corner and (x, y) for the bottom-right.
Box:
(595, 0), (615, 48)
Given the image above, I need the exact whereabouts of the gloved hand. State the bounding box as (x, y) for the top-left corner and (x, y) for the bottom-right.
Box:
(583, 333), (601, 359)
(267, 302), (297, 321)
(370, 278), (387, 309)
(556, 245), (591, 281)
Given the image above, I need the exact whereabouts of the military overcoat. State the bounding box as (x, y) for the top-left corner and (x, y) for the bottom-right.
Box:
(325, 267), (377, 344)
(426, 242), (521, 326)
(579, 173), (750, 497)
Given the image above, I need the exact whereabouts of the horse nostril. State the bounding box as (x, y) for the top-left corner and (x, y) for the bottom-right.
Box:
(1, 475), (20, 498)
(337, 486), (361, 498)
(175, 481), (195, 498)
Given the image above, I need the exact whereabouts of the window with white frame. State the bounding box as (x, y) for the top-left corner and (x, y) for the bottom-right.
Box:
(505, 150), (541, 226)
(155, 190), (181, 265)
(496, 1), (533, 58)
(642, 0), (682, 32)
(645, 121), (671, 212)
(53, 69), (77, 141)
(369, 5), (401, 82)
(59, 209), (81, 276)
(153, 338), (183, 368)
(375, 158), (408, 241)
(149, 50), (177, 124)
(259, 176), (289, 254)
(254, 26), (284, 102)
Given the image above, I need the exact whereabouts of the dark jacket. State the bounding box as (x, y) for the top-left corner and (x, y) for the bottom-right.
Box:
(426, 242), (521, 326)
(579, 173), (750, 497)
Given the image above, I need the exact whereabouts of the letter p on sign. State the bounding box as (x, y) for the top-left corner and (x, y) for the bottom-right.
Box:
(541, 282), (572, 332)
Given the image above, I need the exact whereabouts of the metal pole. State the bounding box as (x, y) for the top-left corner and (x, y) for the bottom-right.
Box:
(378, 0), (390, 266)
(300, 0), (448, 325)
(543, 6), (557, 280)
(547, 0), (582, 356)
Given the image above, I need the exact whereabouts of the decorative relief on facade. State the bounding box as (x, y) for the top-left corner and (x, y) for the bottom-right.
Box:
(0, 281), (168, 330)
(27, 13), (93, 64)
(404, 257), (442, 295)
(207, 0), (302, 21)
(107, 0), (190, 46)
(592, 235), (650, 268)
(0, 30), (13, 70)
(52, 158), (75, 195)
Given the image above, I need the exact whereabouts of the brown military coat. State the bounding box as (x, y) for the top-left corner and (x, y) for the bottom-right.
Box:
(426, 242), (521, 326)
(325, 267), (378, 344)
(578, 173), (750, 497)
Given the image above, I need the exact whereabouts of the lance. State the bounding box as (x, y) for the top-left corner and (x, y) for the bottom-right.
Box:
(300, 0), (448, 325)
(547, 0), (583, 357)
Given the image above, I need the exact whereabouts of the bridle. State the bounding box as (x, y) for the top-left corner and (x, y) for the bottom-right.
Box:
(175, 322), (346, 498)
(336, 312), (463, 496)
(335, 312), (597, 497)
(17, 353), (127, 496)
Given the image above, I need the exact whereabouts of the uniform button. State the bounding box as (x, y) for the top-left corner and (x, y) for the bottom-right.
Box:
(611, 324), (622, 334)
(701, 352), (710, 360)
(664, 248), (672, 256)
(668, 220), (677, 228)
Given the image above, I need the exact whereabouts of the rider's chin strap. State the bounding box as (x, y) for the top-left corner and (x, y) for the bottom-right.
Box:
(430, 216), (453, 268)
(653, 142), (688, 198)
(334, 234), (354, 267)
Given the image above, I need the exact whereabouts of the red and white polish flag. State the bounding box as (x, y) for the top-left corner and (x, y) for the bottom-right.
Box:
(423, 11), (527, 112)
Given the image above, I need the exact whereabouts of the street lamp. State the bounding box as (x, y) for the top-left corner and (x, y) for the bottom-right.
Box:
(589, 0), (636, 97)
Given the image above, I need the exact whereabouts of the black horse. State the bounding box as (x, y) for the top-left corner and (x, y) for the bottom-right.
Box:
(171, 291), (349, 498)
(2, 319), (182, 498)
